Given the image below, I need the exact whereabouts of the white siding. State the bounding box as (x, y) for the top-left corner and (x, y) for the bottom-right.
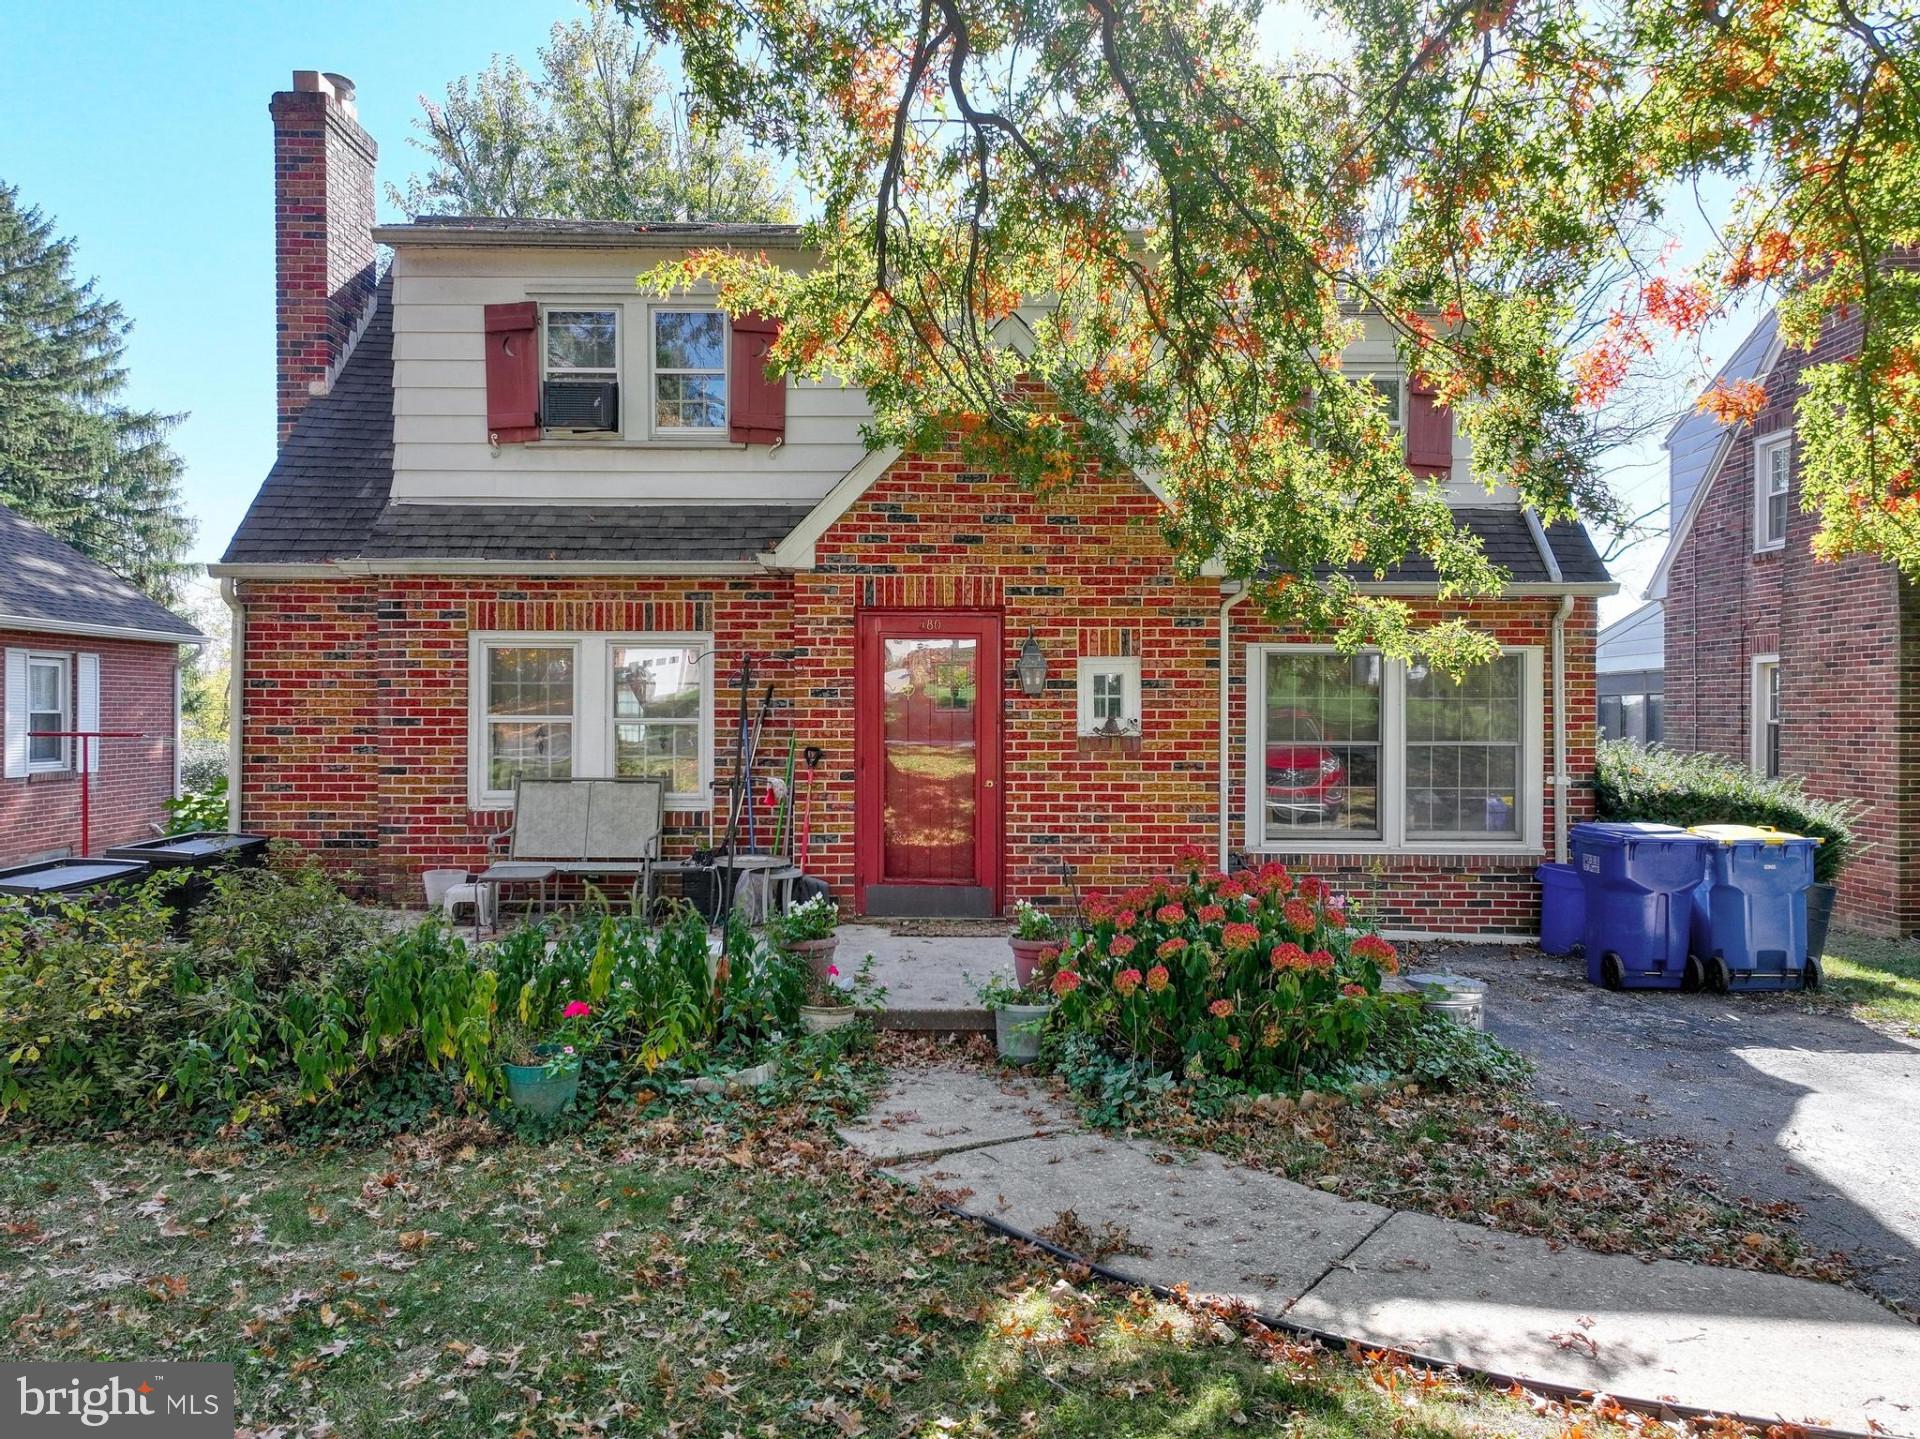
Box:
(388, 246), (873, 505)
(387, 247), (1515, 507)
(1596, 602), (1664, 675)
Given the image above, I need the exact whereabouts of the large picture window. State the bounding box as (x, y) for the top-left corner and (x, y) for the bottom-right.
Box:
(471, 634), (711, 808)
(1250, 646), (1540, 851)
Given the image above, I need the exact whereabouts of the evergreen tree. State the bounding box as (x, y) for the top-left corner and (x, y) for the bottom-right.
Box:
(0, 182), (192, 604)
(392, 2), (788, 224)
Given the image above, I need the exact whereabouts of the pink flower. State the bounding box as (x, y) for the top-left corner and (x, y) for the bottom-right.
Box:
(1155, 903), (1188, 925)
(1342, 983), (1367, 997)
(1298, 875), (1329, 903)
(1145, 965), (1171, 993)
(1308, 949), (1335, 971)
(1282, 898), (1316, 933)
(827, 965), (840, 978)
(562, 1001), (592, 1019)
(1115, 909), (1138, 929)
(1324, 907), (1348, 929)
(1109, 934), (1138, 958)
(1113, 967), (1143, 997)
(1208, 998), (1234, 1019)
(1173, 841), (1209, 871)
(1156, 936), (1189, 959)
(1222, 922), (1260, 953)
(1351, 934), (1399, 969)
(1050, 969), (1082, 997)
(1197, 903), (1228, 924)
(1217, 880), (1247, 900)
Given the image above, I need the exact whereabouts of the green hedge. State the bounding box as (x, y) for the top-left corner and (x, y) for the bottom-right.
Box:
(1593, 740), (1860, 884)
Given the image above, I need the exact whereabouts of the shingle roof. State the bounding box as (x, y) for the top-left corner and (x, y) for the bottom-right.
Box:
(223, 275), (1610, 587)
(221, 276), (396, 565)
(373, 217), (804, 246)
(1298, 507), (1611, 587)
(0, 504), (202, 640)
(359, 502), (814, 563)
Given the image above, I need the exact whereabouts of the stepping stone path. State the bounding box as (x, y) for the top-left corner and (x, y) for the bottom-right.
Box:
(839, 1064), (1920, 1437)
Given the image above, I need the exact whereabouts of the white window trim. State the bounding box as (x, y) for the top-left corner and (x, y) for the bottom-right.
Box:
(1754, 428), (1792, 553)
(647, 303), (732, 443)
(1243, 643), (1545, 856)
(468, 632), (714, 812)
(1365, 372), (1405, 433)
(541, 306), (624, 440)
(1750, 653), (1781, 776)
(25, 652), (71, 774)
(1076, 655), (1142, 736)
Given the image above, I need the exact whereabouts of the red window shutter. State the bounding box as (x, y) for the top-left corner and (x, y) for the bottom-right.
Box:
(728, 312), (786, 444)
(484, 301), (541, 444)
(1405, 376), (1453, 479)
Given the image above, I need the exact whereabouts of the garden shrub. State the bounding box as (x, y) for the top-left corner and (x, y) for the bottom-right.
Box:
(1594, 739), (1859, 883)
(1048, 845), (1400, 1091)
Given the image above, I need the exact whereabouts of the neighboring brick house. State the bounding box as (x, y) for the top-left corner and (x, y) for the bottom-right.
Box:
(212, 70), (1614, 935)
(1, 504), (204, 864)
(1650, 310), (1920, 937)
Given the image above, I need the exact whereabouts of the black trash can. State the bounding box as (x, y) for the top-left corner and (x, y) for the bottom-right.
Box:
(103, 832), (270, 924)
(0, 858), (153, 910)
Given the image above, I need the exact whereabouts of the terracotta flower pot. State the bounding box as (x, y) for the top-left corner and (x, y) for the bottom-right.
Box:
(1008, 937), (1055, 987)
(783, 935), (839, 980)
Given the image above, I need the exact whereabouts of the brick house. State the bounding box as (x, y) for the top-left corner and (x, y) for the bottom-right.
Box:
(1, 503), (205, 864)
(212, 70), (1615, 936)
(1650, 309), (1920, 937)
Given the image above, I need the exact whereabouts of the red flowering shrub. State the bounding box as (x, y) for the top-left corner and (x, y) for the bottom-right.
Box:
(1052, 855), (1400, 1089)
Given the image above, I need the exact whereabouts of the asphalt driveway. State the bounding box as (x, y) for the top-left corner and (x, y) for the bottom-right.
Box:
(1415, 943), (1920, 1314)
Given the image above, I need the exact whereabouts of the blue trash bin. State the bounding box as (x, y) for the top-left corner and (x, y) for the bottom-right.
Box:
(1570, 822), (1714, 990)
(1536, 862), (1584, 956)
(1686, 824), (1821, 993)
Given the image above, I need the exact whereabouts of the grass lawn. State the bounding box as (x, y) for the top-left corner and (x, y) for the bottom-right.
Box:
(0, 1079), (1634, 1439)
(1814, 931), (1920, 1036)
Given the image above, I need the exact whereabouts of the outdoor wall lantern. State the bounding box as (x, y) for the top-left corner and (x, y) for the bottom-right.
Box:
(1016, 632), (1049, 696)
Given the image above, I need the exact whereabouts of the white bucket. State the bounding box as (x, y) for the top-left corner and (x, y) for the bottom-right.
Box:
(1404, 973), (1487, 1030)
(423, 868), (470, 909)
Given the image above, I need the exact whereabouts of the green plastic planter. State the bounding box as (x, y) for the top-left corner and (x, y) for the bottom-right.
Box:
(502, 1049), (581, 1117)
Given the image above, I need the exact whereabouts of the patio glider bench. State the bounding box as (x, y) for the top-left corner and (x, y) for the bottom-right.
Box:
(482, 776), (667, 913)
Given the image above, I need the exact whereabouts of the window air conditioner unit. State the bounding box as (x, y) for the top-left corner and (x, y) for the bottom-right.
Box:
(542, 379), (619, 432)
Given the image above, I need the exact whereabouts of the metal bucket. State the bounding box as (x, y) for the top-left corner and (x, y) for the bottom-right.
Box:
(1404, 973), (1487, 1030)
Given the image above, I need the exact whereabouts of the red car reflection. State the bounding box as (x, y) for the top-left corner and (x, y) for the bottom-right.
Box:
(1265, 708), (1346, 827)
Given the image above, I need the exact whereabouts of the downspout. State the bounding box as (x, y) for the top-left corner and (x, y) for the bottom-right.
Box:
(1551, 593), (1574, 864)
(220, 577), (244, 833)
(1217, 582), (1251, 872)
(1522, 509), (1573, 865)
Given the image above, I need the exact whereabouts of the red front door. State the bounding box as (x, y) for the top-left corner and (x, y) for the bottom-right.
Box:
(855, 611), (1002, 916)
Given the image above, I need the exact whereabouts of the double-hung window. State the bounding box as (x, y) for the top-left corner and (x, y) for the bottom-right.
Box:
(1754, 430), (1791, 551)
(651, 309), (728, 435)
(1249, 646), (1540, 850)
(472, 634), (712, 809)
(1367, 374), (1404, 434)
(543, 309), (620, 433)
(1752, 655), (1781, 777)
(27, 654), (69, 771)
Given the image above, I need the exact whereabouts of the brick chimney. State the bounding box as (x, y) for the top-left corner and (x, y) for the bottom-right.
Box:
(270, 70), (378, 444)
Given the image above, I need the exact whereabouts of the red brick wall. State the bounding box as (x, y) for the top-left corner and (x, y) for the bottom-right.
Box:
(270, 75), (378, 443)
(1663, 312), (1920, 935)
(793, 454), (1221, 909)
(1230, 598), (1598, 936)
(237, 576), (793, 899)
(236, 462), (1597, 934)
(0, 630), (183, 864)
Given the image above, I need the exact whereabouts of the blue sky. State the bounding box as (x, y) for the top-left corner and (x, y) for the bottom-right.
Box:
(2, 1), (1754, 622)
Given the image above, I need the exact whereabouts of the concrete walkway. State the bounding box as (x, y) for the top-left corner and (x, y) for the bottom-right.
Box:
(836, 923), (1009, 1030)
(839, 1064), (1920, 1436)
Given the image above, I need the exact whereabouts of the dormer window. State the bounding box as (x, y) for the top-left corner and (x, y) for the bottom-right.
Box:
(652, 309), (728, 435)
(543, 309), (620, 433)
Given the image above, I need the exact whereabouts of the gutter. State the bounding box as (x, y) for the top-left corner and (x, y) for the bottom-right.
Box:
(206, 559), (766, 580)
(0, 612), (206, 647)
(1551, 593), (1574, 864)
(220, 577), (244, 833)
(1217, 582), (1251, 871)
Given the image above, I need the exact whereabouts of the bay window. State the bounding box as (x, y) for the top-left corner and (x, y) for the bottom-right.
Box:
(472, 633), (711, 809)
(1249, 645), (1541, 851)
